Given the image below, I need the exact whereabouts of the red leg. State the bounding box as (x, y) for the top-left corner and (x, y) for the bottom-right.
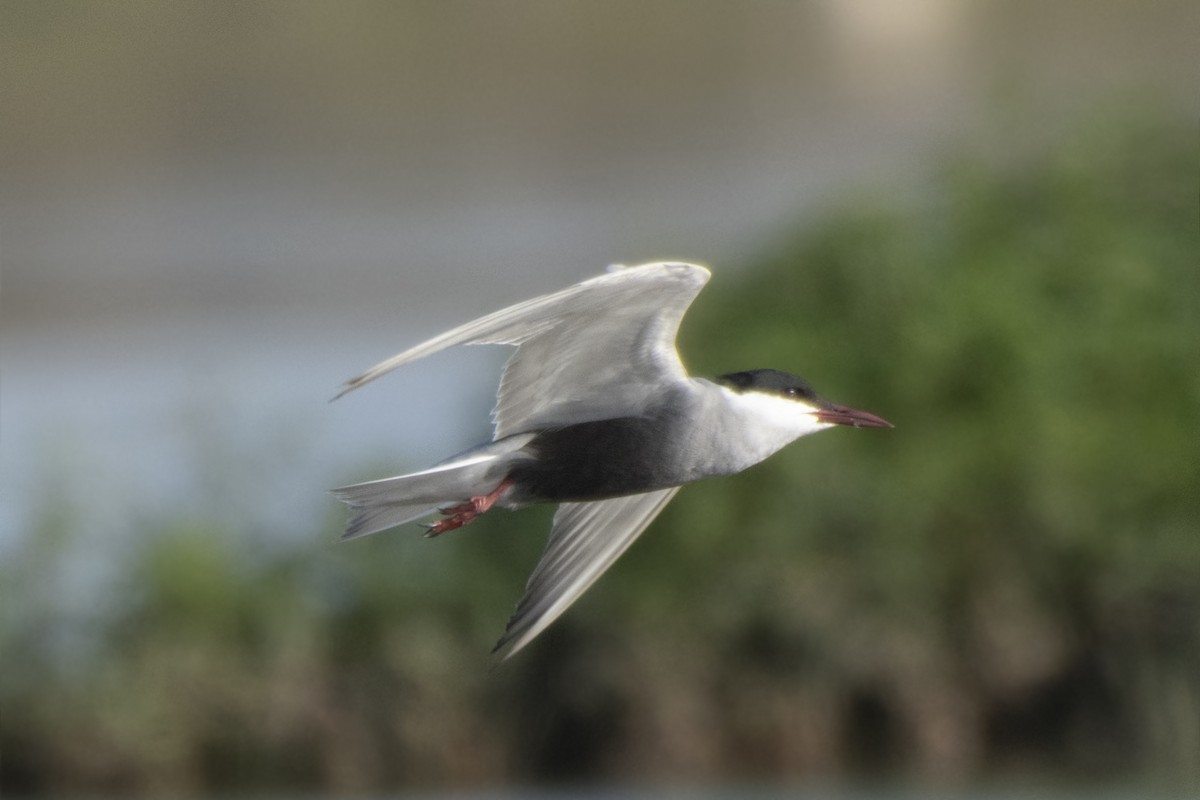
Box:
(426, 479), (513, 537)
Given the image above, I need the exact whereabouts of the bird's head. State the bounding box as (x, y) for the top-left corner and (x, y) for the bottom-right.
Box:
(714, 368), (893, 436)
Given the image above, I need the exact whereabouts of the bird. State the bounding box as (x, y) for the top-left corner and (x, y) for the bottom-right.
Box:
(332, 262), (892, 659)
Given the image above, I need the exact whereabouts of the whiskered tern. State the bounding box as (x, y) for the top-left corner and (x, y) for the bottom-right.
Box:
(333, 262), (892, 659)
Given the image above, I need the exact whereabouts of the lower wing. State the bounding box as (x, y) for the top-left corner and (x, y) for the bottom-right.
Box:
(493, 487), (682, 660)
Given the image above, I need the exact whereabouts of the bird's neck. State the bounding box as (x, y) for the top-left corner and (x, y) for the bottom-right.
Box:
(690, 379), (831, 474)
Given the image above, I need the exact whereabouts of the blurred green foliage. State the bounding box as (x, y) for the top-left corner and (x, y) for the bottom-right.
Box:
(3, 108), (1197, 795)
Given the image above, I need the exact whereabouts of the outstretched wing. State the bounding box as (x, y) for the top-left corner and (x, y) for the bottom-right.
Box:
(492, 487), (682, 660)
(335, 262), (710, 438)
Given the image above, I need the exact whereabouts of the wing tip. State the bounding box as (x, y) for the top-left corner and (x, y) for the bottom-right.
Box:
(489, 624), (536, 664)
(606, 260), (710, 278)
(332, 372), (374, 401)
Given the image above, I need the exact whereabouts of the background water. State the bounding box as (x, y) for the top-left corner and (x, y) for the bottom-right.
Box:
(4, 0), (1195, 553)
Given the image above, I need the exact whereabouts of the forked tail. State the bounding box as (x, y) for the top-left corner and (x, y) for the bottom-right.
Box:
(332, 451), (509, 540)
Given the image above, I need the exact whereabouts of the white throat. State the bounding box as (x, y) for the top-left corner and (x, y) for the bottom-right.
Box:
(716, 385), (833, 469)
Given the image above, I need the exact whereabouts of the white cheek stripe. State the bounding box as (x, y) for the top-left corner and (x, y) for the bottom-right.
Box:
(718, 386), (833, 439)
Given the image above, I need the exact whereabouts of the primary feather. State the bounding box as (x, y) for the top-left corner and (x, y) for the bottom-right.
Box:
(335, 262), (710, 438)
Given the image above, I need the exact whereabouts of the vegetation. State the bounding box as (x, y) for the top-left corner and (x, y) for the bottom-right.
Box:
(3, 108), (1197, 795)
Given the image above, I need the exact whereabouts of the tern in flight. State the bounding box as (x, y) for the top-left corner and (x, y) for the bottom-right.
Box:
(333, 262), (891, 658)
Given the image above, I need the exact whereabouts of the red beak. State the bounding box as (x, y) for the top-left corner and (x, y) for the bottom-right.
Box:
(814, 403), (894, 429)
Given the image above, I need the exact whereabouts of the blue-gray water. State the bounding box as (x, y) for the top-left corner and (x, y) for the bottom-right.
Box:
(5, 0), (1194, 560)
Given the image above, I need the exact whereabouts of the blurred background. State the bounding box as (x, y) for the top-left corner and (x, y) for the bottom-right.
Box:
(2, 1), (1197, 797)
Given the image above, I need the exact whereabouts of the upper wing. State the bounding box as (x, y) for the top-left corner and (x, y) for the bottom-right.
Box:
(335, 262), (711, 438)
(491, 486), (681, 661)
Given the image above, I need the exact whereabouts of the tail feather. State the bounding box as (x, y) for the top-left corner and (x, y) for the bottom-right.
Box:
(332, 451), (514, 540)
(338, 501), (438, 541)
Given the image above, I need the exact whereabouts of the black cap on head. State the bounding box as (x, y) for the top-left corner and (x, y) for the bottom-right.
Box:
(714, 368), (821, 403)
(715, 368), (894, 428)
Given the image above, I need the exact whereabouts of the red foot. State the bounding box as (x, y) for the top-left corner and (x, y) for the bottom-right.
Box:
(425, 479), (513, 537)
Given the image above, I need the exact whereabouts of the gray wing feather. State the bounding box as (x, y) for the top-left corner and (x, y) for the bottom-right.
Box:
(492, 487), (682, 660)
(335, 262), (710, 438)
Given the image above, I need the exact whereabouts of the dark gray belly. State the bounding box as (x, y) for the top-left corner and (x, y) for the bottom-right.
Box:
(507, 415), (687, 503)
